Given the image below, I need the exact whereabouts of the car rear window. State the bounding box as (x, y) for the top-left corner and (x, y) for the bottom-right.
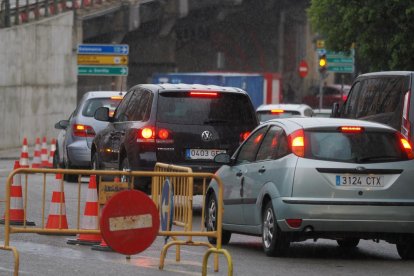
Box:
(157, 91), (257, 125)
(304, 129), (410, 163)
(82, 98), (123, 117)
(342, 76), (409, 130)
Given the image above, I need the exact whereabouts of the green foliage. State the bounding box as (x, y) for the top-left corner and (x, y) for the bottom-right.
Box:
(308, 0), (414, 72)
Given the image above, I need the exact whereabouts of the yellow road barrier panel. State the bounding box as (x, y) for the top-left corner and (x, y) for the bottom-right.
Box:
(0, 167), (232, 276)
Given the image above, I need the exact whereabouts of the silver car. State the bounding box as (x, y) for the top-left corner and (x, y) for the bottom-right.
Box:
(206, 117), (414, 259)
(54, 91), (125, 181)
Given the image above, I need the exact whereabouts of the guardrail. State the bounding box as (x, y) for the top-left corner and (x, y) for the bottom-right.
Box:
(0, 0), (112, 28)
(0, 166), (233, 276)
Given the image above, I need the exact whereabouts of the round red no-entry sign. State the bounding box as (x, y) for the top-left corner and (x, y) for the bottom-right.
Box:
(100, 190), (160, 255)
(298, 60), (309, 78)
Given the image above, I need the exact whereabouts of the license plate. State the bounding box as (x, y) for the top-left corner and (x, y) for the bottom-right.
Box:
(335, 175), (384, 187)
(185, 149), (226, 160)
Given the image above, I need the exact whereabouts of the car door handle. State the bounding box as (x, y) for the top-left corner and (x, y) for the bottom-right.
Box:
(236, 171), (243, 177)
(240, 176), (244, 197)
(258, 167), (266, 173)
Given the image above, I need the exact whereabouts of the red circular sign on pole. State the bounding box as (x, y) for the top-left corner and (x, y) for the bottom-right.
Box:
(100, 190), (160, 255)
(298, 60), (309, 78)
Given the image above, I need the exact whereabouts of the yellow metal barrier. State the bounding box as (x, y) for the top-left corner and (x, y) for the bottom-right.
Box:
(0, 167), (232, 276)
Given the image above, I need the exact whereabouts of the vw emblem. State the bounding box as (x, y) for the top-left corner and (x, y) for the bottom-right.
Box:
(201, 130), (213, 142)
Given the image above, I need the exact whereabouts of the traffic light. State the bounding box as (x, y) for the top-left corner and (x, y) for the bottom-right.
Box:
(318, 54), (327, 73)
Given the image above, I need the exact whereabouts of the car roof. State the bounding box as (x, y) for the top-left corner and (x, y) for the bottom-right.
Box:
(256, 103), (312, 112)
(265, 117), (396, 131)
(358, 71), (414, 78)
(135, 83), (246, 94)
(82, 91), (126, 100)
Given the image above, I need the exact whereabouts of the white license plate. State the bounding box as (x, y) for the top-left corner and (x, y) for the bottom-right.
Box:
(335, 175), (384, 187)
(185, 149), (226, 160)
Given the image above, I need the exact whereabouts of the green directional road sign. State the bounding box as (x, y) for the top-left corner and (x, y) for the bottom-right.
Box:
(78, 66), (128, 76)
(325, 49), (355, 73)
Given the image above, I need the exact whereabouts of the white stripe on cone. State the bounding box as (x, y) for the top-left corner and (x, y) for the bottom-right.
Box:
(49, 203), (67, 215)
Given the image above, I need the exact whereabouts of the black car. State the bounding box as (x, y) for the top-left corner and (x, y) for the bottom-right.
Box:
(92, 83), (259, 193)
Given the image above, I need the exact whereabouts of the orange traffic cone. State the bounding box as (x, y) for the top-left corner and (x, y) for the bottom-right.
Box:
(32, 137), (41, 168)
(91, 175), (113, 251)
(47, 138), (56, 168)
(19, 138), (30, 168)
(0, 161), (35, 225)
(40, 137), (49, 168)
(67, 175), (101, 246)
(45, 173), (69, 230)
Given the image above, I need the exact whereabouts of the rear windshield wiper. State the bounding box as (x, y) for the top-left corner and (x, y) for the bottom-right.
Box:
(356, 156), (401, 163)
(203, 119), (229, 124)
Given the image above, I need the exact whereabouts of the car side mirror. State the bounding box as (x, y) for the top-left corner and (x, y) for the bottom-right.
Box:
(331, 102), (340, 118)
(55, 120), (69, 130)
(94, 107), (110, 121)
(214, 153), (231, 164)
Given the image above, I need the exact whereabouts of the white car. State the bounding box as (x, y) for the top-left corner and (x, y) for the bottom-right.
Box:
(312, 108), (332, 117)
(256, 104), (313, 122)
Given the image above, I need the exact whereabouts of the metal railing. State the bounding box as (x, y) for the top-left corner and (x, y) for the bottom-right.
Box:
(0, 0), (110, 27)
(1, 166), (233, 276)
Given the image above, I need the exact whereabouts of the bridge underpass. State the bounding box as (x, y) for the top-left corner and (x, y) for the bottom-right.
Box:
(73, 0), (313, 103)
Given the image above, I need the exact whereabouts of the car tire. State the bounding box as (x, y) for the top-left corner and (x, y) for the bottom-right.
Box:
(91, 152), (100, 170)
(120, 156), (131, 183)
(63, 158), (78, 183)
(337, 238), (360, 248)
(397, 241), (414, 260)
(206, 193), (231, 245)
(262, 201), (289, 257)
(53, 149), (60, 168)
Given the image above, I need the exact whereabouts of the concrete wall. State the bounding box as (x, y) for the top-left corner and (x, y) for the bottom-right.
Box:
(0, 13), (77, 149)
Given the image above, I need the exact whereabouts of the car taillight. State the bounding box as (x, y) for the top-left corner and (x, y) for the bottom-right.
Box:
(339, 126), (364, 133)
(73, 124), (95, 137)
(137, 127), (173, 143)
(400, 136), (414, 159)
(240, 131), (250, 143)
(288, 129), (305, 157)
(189, 91), (218, 97)
(342, 94), (348, 102)
(401, 91), (411, 139)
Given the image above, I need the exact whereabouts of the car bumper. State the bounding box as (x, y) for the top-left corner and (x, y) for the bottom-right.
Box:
(275, 197), (414, 234)
(67, 140), (91, 167)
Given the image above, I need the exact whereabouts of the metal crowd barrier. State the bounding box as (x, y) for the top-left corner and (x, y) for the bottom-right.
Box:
(0, 0), (113, 27)
(0, 166), (233, 276)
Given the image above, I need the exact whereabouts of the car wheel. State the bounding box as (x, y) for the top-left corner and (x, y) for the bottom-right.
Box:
(262, 201), (289, 257)
(337, 238), (360, 248)
(397, 241), (414, 259)
(63, 158), (78, 183)
(91, 152), (100, 170)
(53, 149), (60, 168)
(120, 156), (131, 183)
(206, 193), (231, 245)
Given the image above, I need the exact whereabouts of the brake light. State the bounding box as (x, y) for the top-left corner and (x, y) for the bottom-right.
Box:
(158, 128), (169, 140)
(401, 91), (411, 139)
(137, 127), (173, 143)
(189, 91), (218, 97)
(271, 109), (284, 114)
(73, 124), (95, 137)
(339, 126), (364, 133)
(110, 96), (124, 100)
(141, 127), (155, 139)
(342, 94), (348, 102)
(240, 131), (250, 143)
(288, 129), (305, 157)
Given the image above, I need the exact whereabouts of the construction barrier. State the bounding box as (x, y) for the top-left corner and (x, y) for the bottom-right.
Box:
(0, 165), (232, 276)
